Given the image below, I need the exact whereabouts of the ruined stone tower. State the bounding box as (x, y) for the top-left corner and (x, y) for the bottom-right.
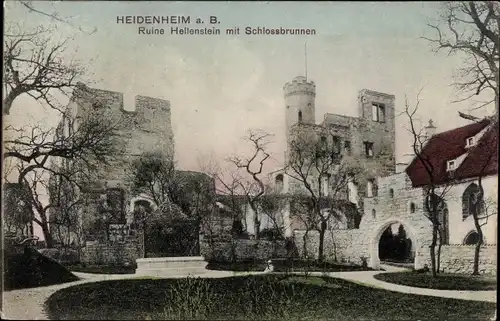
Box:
(284, 76), (316, 142)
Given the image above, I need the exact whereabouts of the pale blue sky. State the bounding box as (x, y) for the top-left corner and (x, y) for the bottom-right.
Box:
(5, 1), (495, 174)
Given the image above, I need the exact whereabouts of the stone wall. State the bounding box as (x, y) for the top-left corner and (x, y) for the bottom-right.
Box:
(200, 238), (287, 262)
(81, 233), (144, 266)
(293, 230), (366, 265)
(439, 244), (497, 275)
(293, 230), (497, 275)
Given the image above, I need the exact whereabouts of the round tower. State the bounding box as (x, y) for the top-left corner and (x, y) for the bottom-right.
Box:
(283, 76), (316, 141)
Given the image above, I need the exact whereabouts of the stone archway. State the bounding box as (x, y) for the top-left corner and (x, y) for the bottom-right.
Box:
(369, 218), (422, 270)
(129, 196), (157, 214)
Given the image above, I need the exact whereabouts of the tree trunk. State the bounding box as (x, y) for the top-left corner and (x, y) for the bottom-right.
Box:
(472, 179), (486, 275)
(472, 216), (484, 275)
(495, 93), (499, 120)
(436, 228), (443, 274)
(194, 218), (202, 256)
(254, 216), (260, 240)
(41, 223), (54, 248)
(429, 226), (438, 277)
(473, 236), (483, 275)
(318, 222), (327, 262)
(249, 201), (260, 240)
(303, 229), (309, 258)
(2, 89), (21, 116)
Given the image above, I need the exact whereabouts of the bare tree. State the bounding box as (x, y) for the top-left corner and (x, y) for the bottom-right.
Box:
(198, 157), (246, 238)
(216, 171), (247, 236)
(285, 127), (361, 262)
(130, 151), (216, 255)
(3, 89), (122, 247)
(404, 93), (454, 277)
(258, 185), (289, 240)
(129, 151), (176, 208)
(48, 167), (86, 250)
(16, 166), (59, 248)
(228, 129), (273, 239)
(424, 2), (500, 117)
(3, 100), (122, 185)
(463, 120), (498, 274)
(2, 182), (34, 238)
(3, 22), (88, 115)
(13, 152), (97, 249)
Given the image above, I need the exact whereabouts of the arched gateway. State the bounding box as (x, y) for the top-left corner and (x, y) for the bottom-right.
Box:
(369, 218), (422, 270)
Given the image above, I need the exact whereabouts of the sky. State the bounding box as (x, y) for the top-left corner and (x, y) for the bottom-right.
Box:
(4, 1), (496, 237)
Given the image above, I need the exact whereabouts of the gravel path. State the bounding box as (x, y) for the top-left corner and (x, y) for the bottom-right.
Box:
(2, 265), (497, 320)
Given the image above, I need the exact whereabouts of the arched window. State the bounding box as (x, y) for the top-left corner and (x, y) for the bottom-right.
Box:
(389, 188), (394, 198)
(463, 231), (482, 245)
(275, 174), (284, 192)
(462, 183), (484, 220)
(298, 110), (303, 122)
(372, 209), (376, 219)
(438, 208), (449, 245)
(410, 202), (416, 213)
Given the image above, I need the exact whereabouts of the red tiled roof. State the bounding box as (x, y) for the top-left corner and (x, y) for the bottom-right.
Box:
(406, 118), (498, 187)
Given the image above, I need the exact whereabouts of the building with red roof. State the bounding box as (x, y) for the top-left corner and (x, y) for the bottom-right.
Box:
(406, 118), (497, 187)
(401, 117), (498, 246)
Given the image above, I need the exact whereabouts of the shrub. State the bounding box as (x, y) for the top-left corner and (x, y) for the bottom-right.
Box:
(206, 259), (267, 272)
(4, 247), (79, 290)
(259, 228), (285, 241)
(38, 248), (80, 264)
(360, 256), (368, 268)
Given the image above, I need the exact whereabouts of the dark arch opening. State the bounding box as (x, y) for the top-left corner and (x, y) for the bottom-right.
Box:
(298, 110), (303, 122)
(462, 183), (484, 220)
(131, 199), (153, 228)
(464, 231), (482, 245)
(378, 224), (414, 264)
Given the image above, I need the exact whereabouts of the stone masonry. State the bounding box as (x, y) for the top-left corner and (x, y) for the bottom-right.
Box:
(293, 171), (497, 275)
(269, 76), (397, 235)
(50, 83), (174, 265)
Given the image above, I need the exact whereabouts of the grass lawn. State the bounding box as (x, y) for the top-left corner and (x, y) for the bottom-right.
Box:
(206, 259), (376, 272)
(374, 271), (497, 291)
(65, 264), (136, 275)
(205, 260), (267, 271)
(45, 274), (495, 320)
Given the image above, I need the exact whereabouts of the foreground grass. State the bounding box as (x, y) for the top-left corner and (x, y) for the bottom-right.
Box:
(45, 275), (495, 320)
(374, 272), (497, 291)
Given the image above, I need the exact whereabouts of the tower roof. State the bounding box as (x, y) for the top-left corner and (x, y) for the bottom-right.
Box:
(283, 76), (316, 96)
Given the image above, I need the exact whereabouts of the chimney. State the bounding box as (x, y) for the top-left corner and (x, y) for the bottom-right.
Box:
(424, 119), (437, 139)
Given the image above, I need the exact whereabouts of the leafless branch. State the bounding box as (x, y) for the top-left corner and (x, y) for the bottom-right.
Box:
(423, 1), (499, 117)
(3, 23), (90, 115)
(20, 1), (98, 35)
